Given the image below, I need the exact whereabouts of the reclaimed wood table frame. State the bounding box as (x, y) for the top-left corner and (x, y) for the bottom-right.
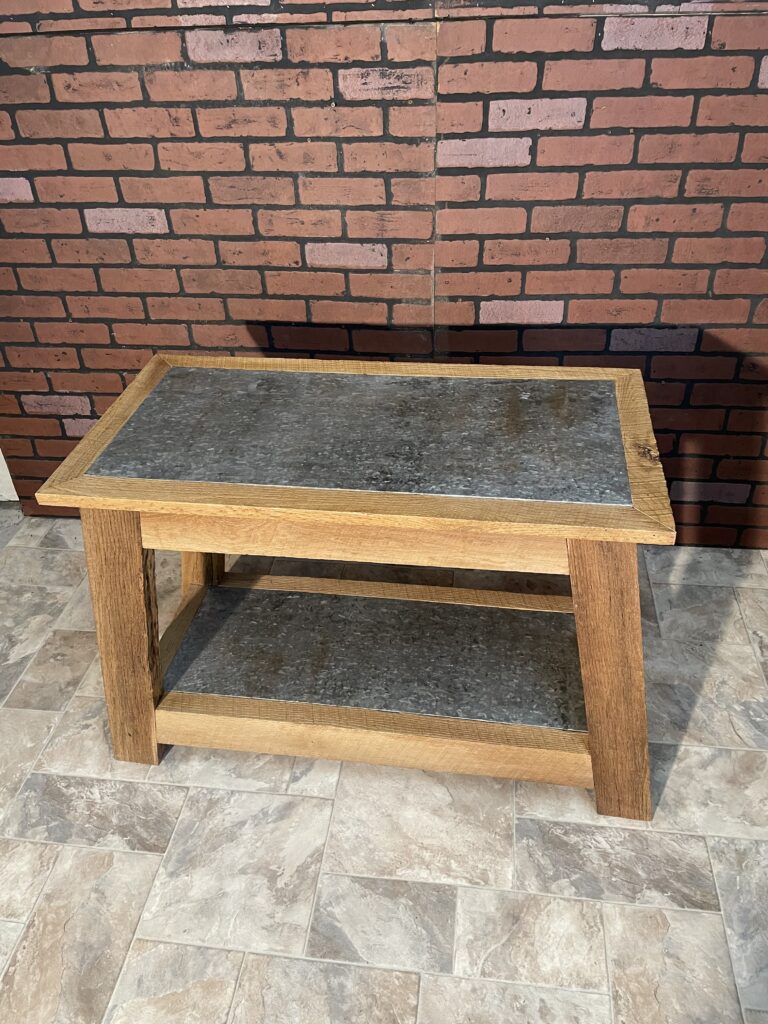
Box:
(37, 354), (675, 821)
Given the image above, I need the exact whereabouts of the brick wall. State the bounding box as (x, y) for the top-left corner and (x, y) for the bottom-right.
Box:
(1, 3), (767, 546)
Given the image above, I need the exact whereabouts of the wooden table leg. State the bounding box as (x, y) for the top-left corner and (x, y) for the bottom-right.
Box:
(81, 508), (162, 765)
(181, 552), (225, 593)
(567, 539), (651, 820)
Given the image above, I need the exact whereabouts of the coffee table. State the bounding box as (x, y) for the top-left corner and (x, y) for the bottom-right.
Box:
(37, 354), (675, 820)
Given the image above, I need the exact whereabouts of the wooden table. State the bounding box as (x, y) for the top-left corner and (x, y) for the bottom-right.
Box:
(37, 354), (675, 821)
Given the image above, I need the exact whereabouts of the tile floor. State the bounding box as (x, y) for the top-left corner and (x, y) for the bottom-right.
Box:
(0, 501), (767, 1024)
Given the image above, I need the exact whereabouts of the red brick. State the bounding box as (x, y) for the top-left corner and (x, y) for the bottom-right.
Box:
(435, 240), (479, 269)
(0, 240), (50, 264)
(699, 96), (768, 131)
(603, 16), (707, 51)
(652, 355), (736, 379)
(436, 175), (480, 203)
(105, 107), (194, 139)
(266, 271), (345, 296)
(120, 175), (205, 204)
(523, 328), (605, 352)
(53, 72), (141, 104)
(0, 322), (34, 342)
(0, 34), (87, 68)
(436, 19), (486, 57)
(69, 143), (154, 171)
(728, 203), (768, 232)
(67, 295), (144, 319)
(259, 209), (341, 238)
(714, 268), (768, 294)
(742, 528), (768, 549)
(306, 241), (387, 268)
(388, 304), (431, 327)
(712, 14), (768, 50)
(438, 61), (536, 95)
(385, 23), (435, 62)
(170, 208), (253, 236)
(343, 142), (431, 174)
(742, 134), (768, 164)
(187, 28), (281, 63)
(52, 239), (130, 264)
(34, 440), (78, 458)
(544, 58), (644, 92)
(437, 136), (530, 169)
(145, 69), (236, 101)
(16, 108), (102, 139)
(435, 102), (482, 136)
(272, 326), (348, 352)
(707, 506), (768, 527)
(354, 327), (431, 351)
(741, 357), (768, 380)
(756, 486), (768, 505)
(0, 267), (16, 290)
(729, 408), (768, 431)
(717, 459), (768, 482)
(536, 134), (634, 167)
(435, 328), (517, 353)
(487, 172), (578, 201)
(181, 268), (262, 294)
(348, 272), (430, 301)
(49, 371), (122, 393)
(338, 67), (433, 101)
(0, 396), (20, 415)
(662, 298), (750, 324)
(85, 207), (167, 234)
(493, 18), (595, 53)
(480, 299), (564, 325)
(687, 169), (768, 198)
(113, 322), (189, 346)
(81, 349), (153, 371)
(197, 106), (286, 138)
(531, 205), (622, 233)
(0, 293), (65, 317)
(92, 31), (181, 65)
(0, 74), (49, 105)
(0, 369), (49, 390)
(209, 176), (295, 206)
(438, 207), (525, 237)
(99, 267), (179, 293)
(592, 96), (693, 129)
(0, 112), (12, 141)
(311, 300), (386, 325)
(228, 298), (306, 321)
(286, 26), (380, 63)
(627, 203), (722, 233)
(18, 267), (96, 292)
(0, 177), (32, 203)
(489, 97), (586, 132)
(703, 329), (768, 354)
(36, 176), (117, 203)
(435, 301), (476, 326)
(436, 271), (520, 297)
(347, 210), (433, 239)
(484, 239), (571, 265)
(662, 456), (713, 479)
(241, 68), (332, 101)
(392, 243), (432, 271)
(36, 322), (110, 345)
(294, 105), (382, 138)
(220, 241), (300, 267)
(528, 270), (613, 295)
(298, 177), (384, 207)
(653, 408), (725, 431)
(2, 208), (81, 234)
(250, 141), (337, 172)
(578, 238), (668, 264)
(680, 433), (762, 457)
(568, 299), (658, 324)
(192, 324), (267, 349)
(146, 296), (224, 321)
(638, 132), (738, 165)
(158, 142), (244, 171)
(651, 56), (754, 90)
(0, 144), (65, 170)
(0, 416), (61, 437)
(621, 268), (708, 294)
(6, 346), (79, 369)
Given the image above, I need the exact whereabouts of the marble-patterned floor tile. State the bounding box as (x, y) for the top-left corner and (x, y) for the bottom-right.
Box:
(708, 837), (768, 1013)
(451, 568), (571, 596)
(645, 546), (768, 588)
(343, 562), (454, 586)
(103, 939), (243, 1024)
(38, 518), (83, 550)
(454, 888), (606, 991)
(35, 696), (150, 781)
(4, 630), (98, 711)
(147, 744), (293, 792)
(0, 583), (74, 699)
(604, 904), (741, 1024)
(0, 838), (59, 921)
(155, 550), (182, 632)
(138, 788), (331, 954)
(736, 588), (768, 677)
(515, 782), (648, 829)
(0, 846), (159, 1024)
(645, 639), (768, 748)
(516, 818), (718, 910)
(53, 577), (94, 631)
(653, 583), (750, 645)
(417, 975), (611, 1024)
(3, 773), (186, 853)
(324, 764), (515, 887)
(75, 657), (102, 697)
(288, 757), (340, 799)
(745, 1012), (768, 1023)
(307, 873), (455, 973)
(229, 954), (419, 1024)
(0, 920), (22, 973)
(0, 504), (24, 549)
(0, 709), (57, 816)
(652, 744), (768, 839)
(638, 553), (659, 632)
(0, 547), (85, 592)
(5, 515), (53, 549)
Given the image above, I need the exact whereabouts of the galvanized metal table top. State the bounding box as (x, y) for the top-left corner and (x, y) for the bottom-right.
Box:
(87, 365), (632, 506)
